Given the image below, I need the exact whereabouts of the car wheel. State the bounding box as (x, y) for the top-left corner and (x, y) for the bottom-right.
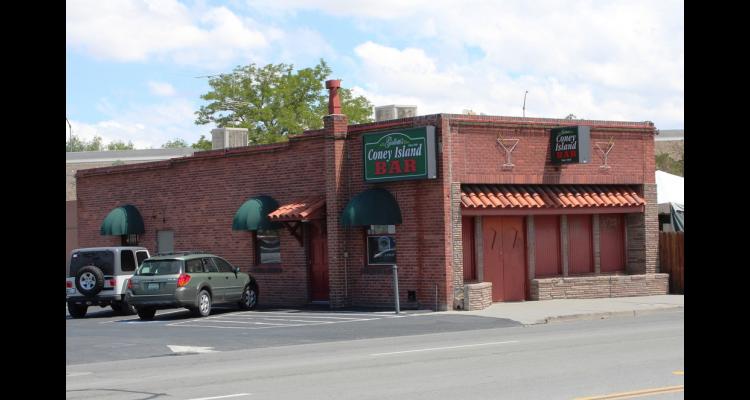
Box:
(137, 307), (156, 320)
(192, 290), (212, 317)
(238, 283), (258, 311)
(67, 301), (88, 318)
(75, 265), (104, 296)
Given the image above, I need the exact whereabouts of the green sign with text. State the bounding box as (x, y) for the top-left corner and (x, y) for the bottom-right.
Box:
(363, 126), (437, 182)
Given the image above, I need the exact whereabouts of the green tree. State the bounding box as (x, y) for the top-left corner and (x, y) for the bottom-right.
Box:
(106, 140), (135, 151)
(195, 59), (373, 145)
(161, 138), (189, 148)
(67, 134), (104, 152)
(655, 153), (684, 177)
(191, 135), (212, 151)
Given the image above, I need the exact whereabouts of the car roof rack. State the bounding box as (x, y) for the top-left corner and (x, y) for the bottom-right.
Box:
(154, 251), (209, 257)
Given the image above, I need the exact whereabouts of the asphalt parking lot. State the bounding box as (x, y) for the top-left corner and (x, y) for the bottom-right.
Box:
(66, 304), (521, 365)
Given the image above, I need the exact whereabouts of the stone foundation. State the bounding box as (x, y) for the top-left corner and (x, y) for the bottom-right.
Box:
(530, 273), (669, 300)
(464, 282), (492, 310)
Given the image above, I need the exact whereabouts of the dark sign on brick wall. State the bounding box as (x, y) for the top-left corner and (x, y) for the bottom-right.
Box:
(550, 126), (591, 164)
(363, 126), (437, 182)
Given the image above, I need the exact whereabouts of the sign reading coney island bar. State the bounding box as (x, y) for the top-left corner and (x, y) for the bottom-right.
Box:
(549, 125), (591, 164)
(363, 126), (437, 182)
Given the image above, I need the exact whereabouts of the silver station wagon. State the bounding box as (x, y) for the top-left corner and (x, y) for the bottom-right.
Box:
(126, 252), (258, 320)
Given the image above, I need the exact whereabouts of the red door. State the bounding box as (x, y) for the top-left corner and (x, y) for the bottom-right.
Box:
(534, 215), (561, 277)
(600, 214), (625, 273)
(568, 214), (593, 275)
(462, 216), (476, 281)
(309, 222), (329, 302)
(482, 216), (526, 302)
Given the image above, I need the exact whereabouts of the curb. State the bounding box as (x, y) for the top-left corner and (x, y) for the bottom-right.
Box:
(541, 306), (684, 324)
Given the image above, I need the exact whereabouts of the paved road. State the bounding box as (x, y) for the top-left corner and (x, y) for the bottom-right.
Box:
(66, 308), (684, 399)
(66, 305), (521, 365)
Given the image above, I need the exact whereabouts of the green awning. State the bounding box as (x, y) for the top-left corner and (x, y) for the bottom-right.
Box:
(100, 204), (145, 236)
(232, 195), (282, 231)
(341, 188), (402, 226)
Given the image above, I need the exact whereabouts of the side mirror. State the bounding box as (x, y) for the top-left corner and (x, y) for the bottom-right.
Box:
(234, 267), (240, 274)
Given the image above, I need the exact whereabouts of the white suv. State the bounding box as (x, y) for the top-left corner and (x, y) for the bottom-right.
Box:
(66, 246), (150, 318)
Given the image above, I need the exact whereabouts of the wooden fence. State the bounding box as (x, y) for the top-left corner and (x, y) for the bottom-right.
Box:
(659, 232), (684, 294)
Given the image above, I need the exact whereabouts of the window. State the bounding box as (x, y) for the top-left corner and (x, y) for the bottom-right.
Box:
(185, 259), (204, 273)
(70, 251), (115, 276)
(136, 251), (149, 267)
(137, 260), (182, 276)
(120, 250), (136, 272)
(255, 229), (281, 265)
(214, 257), (234, 273)
(367, 225), (396, 265)
(202, 258), (219, 273)
(121, 234), (139, 246)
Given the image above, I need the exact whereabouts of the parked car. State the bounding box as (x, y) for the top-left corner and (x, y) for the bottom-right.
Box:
(126, 252), (258, 320)
(66, 246), (150, 318)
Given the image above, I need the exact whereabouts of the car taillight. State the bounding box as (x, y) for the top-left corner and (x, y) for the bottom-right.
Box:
(66, 281), (73, 289)
(127, 279), (133, 289)
(177, 273), (191, 287)
(107, 279), (116, 287)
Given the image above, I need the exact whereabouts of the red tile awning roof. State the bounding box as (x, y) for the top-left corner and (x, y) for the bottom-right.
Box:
(461, 185), (645, 209)
(268, 196), (326, 222)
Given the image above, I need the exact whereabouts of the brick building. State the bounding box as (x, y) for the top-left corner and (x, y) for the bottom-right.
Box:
(75, 81), (667, 311)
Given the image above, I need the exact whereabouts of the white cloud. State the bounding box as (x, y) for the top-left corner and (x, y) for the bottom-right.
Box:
(67, 99), (212, 149)
(253, 0), (684, 128)
(66, 0), (269, 68)
(148, 81), (176, 96)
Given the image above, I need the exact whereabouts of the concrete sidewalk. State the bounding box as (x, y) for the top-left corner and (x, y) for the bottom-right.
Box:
(445, 295), (684, 325)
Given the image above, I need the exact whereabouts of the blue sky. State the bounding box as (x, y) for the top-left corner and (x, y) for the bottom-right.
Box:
(66, 0), (684, 149)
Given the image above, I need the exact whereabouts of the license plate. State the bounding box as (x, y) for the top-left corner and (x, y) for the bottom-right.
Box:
(67, 288), (76, 294)
(147, 283), (160, 290)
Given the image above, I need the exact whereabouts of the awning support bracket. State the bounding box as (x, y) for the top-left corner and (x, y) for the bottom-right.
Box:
(281, 221), (304, 246)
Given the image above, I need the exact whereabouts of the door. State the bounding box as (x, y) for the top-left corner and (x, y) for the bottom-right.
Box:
(214, 257), (243, 302)
(600, 214), (625, 273)
(482, 216), (526, 302)
(534, 215), (561, 277)
(202, 257), (225, 302)
(462, 216), (476, 281)
(309, 222), (329, 302)
(568, 215), (593, 275)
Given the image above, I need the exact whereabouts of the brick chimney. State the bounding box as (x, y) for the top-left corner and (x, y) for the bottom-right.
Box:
(323, 79), (349, 308)
(325, 79), (342, 115)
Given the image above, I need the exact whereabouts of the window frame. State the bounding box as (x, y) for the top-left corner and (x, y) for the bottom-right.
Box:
(254, 229), (281, 265)
(366, 225), (397, 266)
(120, 249), (137, 272)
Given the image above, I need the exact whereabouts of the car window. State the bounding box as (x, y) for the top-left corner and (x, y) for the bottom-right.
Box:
(202, 258), (219, 273)
(121, 250), (136, 272)
(137, 259), (182, 276)
(70, 251), (115, 276)
(214, 257), (234, 273)
(136, 251), (149, 267)
(185, 259), (204, 273)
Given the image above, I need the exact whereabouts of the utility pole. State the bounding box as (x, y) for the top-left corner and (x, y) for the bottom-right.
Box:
(66, 117), (73, 147)
(522, 90), (528, 117)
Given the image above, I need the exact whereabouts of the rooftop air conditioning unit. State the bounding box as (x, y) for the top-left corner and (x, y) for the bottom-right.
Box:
(211, 128), (248, 149)
(374, 105), (418, 122)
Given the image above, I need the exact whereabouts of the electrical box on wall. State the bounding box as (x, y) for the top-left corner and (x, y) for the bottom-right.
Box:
(549, 126), (591, 164)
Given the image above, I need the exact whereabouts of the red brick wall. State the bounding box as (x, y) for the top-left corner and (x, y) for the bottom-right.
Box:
(449, 117), (656, 184)
(334, 115), (450, 310)
(76, 136), (327, 307)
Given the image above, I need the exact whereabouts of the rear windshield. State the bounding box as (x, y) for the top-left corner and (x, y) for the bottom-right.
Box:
(70, 251), (115, 276)
(136, 259), (183, 276)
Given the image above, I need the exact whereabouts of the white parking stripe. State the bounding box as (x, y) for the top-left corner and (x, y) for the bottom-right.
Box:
(370, 340), (520, 356)
(187, 393), (251, 400)
(218, 314), (364, 320)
